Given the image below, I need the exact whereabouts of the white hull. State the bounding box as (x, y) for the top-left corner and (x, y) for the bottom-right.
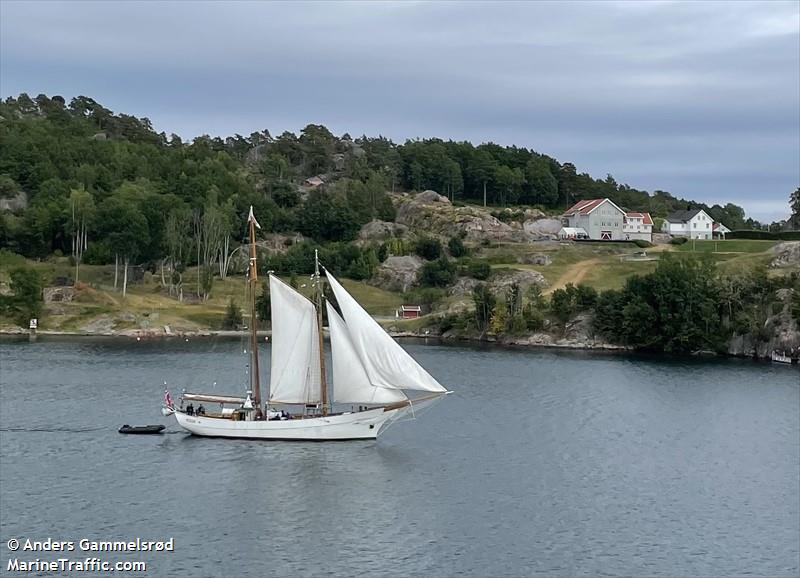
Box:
(173, 406), (408, 441)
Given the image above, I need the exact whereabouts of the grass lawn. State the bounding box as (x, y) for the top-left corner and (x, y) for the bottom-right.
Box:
(673, 239), (777, 254)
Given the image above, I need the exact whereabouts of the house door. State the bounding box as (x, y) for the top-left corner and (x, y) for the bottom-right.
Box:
(601, 231), (612, 240)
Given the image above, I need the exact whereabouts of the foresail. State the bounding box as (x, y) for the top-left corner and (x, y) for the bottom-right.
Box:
(325, 272), (447, 394)
(327, 303), (407, 405)
(268, 275), (321, 404)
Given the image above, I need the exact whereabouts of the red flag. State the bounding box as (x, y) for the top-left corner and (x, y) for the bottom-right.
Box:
(164, 388), (173, 408)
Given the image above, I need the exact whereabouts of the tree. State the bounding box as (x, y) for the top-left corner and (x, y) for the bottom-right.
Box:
(8, 267), (43, 325)
(222, 299), (243, 329)
(415, 237), (443, 260)
(97, 196), (149, 298)
(420, 257), (457, 287)
(448, 235), (468, 258)
(525, 157), (558, 206)
(67, 186), (95, 284)
(255, 282), (271, 322)
(472, 284), (495, 332)
(791, 187), (800, 230)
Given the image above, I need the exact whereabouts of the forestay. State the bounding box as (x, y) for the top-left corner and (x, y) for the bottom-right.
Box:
(327, 303), (407, 404)
(325, 272), (448, 394)
(268, 275), (321, 404)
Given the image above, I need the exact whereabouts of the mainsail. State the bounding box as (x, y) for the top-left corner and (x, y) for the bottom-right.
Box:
(325, 272), (448, 394)
(268, 275), (322, 404)
(327, 303), (407, 404)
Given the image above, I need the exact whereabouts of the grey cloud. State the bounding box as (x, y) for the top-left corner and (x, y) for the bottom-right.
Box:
(1, 0), (798, 222)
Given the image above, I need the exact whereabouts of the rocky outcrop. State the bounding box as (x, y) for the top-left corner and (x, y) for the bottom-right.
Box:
(395, 191), (548, 243)
(448, 277), (480, 297)
(358, 219), (412, 243)
(370, 255), (424, 292)
(770, 242), (800, 269)
(727, 288), (800, 358)
(518, 253), (552, 266)
(522, 218), (561, 238)
(0, 190), (27, 213)
(488, 269), (548, 293)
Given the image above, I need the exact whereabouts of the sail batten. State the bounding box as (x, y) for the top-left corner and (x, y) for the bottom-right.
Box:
(327, 303), (407, 404)
(325, 272), (448, 394)
(268, 275), (321, 404)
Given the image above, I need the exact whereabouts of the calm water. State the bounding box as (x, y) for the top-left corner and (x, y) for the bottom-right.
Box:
(0, 338), (798, 578)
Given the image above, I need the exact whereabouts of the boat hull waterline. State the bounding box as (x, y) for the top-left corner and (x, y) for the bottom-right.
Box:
(172, 406), (409, 440)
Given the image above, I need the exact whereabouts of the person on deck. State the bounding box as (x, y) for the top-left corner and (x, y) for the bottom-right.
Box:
(186, 403), (194, 416)
(197, 404), (205, 416)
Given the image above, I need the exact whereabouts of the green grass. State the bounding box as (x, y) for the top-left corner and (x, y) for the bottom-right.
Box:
(673, 239), (777, 254)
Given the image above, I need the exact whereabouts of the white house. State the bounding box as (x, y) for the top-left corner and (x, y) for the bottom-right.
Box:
(713, 223), (731, 239)
(664, 209), (715, 240)
(562, 198), (626, 240)
(622, 212), (654, 242)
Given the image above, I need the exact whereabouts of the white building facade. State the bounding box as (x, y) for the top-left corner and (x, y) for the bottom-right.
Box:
(622, 212), (654, 242)
(664, 209), (715, 240)
(562, 198), (626, 240)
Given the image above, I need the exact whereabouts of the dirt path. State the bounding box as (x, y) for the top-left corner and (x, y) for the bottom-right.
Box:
(545, 258), (601, 294)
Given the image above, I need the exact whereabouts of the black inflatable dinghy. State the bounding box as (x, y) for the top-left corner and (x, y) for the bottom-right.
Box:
(118, 424), (166, 434)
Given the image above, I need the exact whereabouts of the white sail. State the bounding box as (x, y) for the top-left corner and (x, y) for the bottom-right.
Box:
(325, 272), (448, 394)
(268, 275), (321, 404)
(327, 303), (407, 405)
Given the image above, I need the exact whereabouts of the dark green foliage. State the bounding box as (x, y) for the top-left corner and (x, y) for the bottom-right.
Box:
(255, 282), (270, 322)
(593, 255), (722, 352)
(222, 299), (243, 329)
(377, 243), (389, 263)
(670, 237), (688, 245)
(447, 235), (468, 258)
(414, 237), (443, 260)
(298, 190), (360, 242)
(727, 230), (800, 240)
(466, 259), (491, 280)
(5, 267), (43, 324)
(549, 282), (596, 325)
(633, 239), (653, 248)
(404, 287), (445, 313)
(472, 283), (495, 331)
(420, 257), (457, 287)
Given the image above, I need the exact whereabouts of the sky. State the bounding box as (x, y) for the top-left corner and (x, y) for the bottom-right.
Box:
(1, 1), (798, 222)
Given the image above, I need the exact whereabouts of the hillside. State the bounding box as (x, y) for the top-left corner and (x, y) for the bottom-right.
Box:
(1, 93), (798, 358)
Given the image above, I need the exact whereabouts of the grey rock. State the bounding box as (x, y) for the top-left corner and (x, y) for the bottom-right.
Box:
(770, 241), (800, 268)
(370, 255), (424, 292)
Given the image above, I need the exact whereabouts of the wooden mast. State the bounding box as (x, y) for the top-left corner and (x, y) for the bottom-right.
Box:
(314, 249), (328, 415)
(247, 207), (262, 411)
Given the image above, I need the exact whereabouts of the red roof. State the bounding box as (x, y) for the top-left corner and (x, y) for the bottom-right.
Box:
(625, 212), (653, 225)
(563, 198), (606, 216)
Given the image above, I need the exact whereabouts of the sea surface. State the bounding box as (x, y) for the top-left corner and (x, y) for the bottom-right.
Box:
(1, 337), (798, 577)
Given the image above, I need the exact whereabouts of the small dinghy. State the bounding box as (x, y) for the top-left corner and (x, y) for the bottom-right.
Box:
(118, 424), (166, 435)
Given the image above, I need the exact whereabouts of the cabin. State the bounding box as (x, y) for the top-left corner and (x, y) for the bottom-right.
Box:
(562, 198), (626, 240)
(622, 212), (654, 242)
(396, 305), (422, 319)
(664, 209), (714, 239)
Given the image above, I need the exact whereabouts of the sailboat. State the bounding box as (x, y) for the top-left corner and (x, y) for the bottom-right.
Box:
(163, 207), (450, 440)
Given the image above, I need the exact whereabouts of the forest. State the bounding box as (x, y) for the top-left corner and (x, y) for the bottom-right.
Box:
(1, 92), (763, 273)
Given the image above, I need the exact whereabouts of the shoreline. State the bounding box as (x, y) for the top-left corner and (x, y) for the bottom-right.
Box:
(2, 328), (796, 365)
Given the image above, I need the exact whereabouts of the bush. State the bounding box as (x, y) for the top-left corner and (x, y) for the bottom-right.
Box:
(414, 237), (443, 260)
(222, 299), (243, 329)
(633, 239), (653, 248)
(420, 257), (457, 287)
(727, 230), (800, 240)
(466, 259), (491, 280)
(669, 237), (688, 245)
(448, 236), (468, 258)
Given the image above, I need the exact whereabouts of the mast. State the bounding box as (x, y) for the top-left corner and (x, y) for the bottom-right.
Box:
(247, 207), (262, 410)
(314, 249), (328, 415)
